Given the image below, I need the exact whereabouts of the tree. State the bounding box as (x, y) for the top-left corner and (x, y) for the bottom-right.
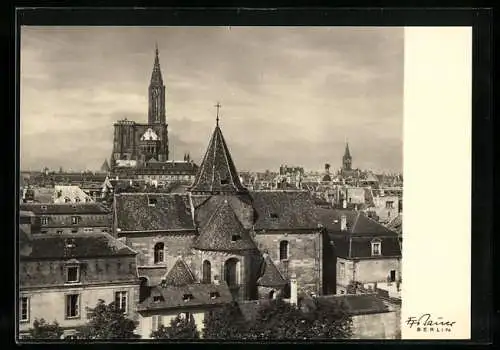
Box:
(151, 314), (200, 339)
(242, 298), (353, 340)
(203, 302), (247, 339)
(80, 299), (139, 339)
(27, 318), (64, 339)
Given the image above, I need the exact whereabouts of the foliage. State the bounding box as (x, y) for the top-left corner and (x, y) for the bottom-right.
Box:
(27, 318), (64, 339)
(203, 301), (247, 339)
(79, 299), (139, 339)
(203, 298), (353, 340)
(151, 314), (200, 339)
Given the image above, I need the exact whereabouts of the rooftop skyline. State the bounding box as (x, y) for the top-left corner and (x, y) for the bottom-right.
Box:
(20, 26), (403, 173)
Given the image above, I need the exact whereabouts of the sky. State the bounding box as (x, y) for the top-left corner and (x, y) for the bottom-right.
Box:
(20, 26), (403, 173)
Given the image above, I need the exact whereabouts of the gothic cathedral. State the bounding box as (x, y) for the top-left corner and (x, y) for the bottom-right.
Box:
(111, 45), (170, 167)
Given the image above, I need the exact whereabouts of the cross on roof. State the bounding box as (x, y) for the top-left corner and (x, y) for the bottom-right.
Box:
(215, 102), (221, 126)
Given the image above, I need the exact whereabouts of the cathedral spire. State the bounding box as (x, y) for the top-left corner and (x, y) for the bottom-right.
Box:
(148, 43), (166, 124)
(342, 140), (352, 171)
(344, 141), (351, 159)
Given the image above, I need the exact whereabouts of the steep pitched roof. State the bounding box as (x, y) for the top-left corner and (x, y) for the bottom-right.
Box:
(316, 208), (396, 236)
(163, 259), (196, 286)
(189, 125), (247, 194)
(386, 213), (403, 234)
(257, 254), (286, 287)
(251, 191), (320, 231)
(193, 194), (255, 230)
(114, 193), (195, 232)
(343, 142), (352, 159)
(20, 203), (109, 215)
(100, 159), (110, 173)
(193, 199), (257, 252)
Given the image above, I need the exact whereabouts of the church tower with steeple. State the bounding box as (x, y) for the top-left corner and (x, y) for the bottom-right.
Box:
(342, 142), (352, 171)
(148, 43), (166, 125)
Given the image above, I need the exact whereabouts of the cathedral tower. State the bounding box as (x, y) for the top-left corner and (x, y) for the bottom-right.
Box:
(148, 43), (166, 125)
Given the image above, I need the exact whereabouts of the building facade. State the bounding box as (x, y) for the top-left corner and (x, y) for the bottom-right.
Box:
(18, 232), (140, 338)
(20, 203), (111, 235)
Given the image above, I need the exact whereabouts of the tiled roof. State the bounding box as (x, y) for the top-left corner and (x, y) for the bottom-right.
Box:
(257, 254), (286, 287)
(386, 214), (402, 234)
(22, 232), (136, 260)
(53, 185), (94, 203)
(138, 283), (233, 311)
(193, 194), (255, 230)
(194, 199), (257, 252)
(251, 191), (320, 231)
(189, 125), (247, 194)
(317, 208), (396, 236)
(114, 193), (195, 232)
(143, 160), (199, 173)
(163, 259), (196, 286)
(20, 203), (109, 215)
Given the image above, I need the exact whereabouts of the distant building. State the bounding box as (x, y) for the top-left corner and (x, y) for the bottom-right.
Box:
(19, 203), (111, 235)
(18, 232), (140, 339)
(53, 185), (94, 204)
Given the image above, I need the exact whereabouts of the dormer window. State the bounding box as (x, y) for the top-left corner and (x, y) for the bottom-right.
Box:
(231, 235), (241, 242)
(153, 295), (164, 303)
(41, 205), (47, 210)
(371, 239), (382, 256)
(148, 197), (157, 206)
(71, 216), (80, 225)
(220, 178), (229, 185)
(270, 213), (279, 219)
(75, 197), (80, 203)
(41, 217), (49, 225)
(183, 293), (194, 302)
(65, 197), (71, 203)
(209, 292), (220, 299)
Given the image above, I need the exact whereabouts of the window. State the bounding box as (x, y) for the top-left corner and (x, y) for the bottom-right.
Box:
(65, 197), (71, 203)
(75, 197), (80, 203)
(385, 201), (394, 209)
(270, 213), (279, 219)
(148, 197), (157, 206)
(56, 230), (63, 234)
(41, 205), (47, 210)
(153, 295), (164, 303)
(41, 217), (49, 225)
(202, 260), (211, 284)
(279, 240), (289, 260)
(209, 291), (220, 299)
(371, 240), (382, 256)
(153, 242), (164, 264)
(115, 291), (128, 313)
(41, 230), (48, 234)
(152, 315), (163, 330)
(71, 229), (78, 233)
(231, 235), (241, 242)
(220, 178), (229, 185)
(71, 216), (80, 225)
(83, 228), (93, 233)
(389, 270), (396, 282)
(20, 296), (29, 322)
(65, 294), (80, 318)
(339, 262), (345, 278)
(66, 266), (80, 283)
(183, 293), (194, 302)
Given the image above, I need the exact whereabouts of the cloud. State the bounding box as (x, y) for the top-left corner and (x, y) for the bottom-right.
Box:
(20, 26), (403, 173)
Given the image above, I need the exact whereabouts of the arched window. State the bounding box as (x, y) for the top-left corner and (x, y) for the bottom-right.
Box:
(224, 258), (239, 287)
(154, 242), (164, 264)
(279, 240), (289, 260)
(202, 260), (211, 284)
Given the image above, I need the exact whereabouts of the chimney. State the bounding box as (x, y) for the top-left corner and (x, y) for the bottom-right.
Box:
(342, 199), (347, 209)
(340, 215), (347, 231)
(290, 273), (298, 306)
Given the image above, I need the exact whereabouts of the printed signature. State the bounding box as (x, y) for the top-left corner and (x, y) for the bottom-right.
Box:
(405, 314), (456, 333)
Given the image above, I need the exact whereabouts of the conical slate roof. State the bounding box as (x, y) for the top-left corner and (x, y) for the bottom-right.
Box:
(189, 125), (247, 194)
(193, 199), (256, 252)
(257, 254), (286, 287)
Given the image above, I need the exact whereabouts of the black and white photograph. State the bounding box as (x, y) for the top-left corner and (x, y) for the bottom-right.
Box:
(17, 17), (477, 342)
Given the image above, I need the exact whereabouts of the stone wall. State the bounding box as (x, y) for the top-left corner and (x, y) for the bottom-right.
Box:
(254, 231), (323, 294)
(351, 307), (401, 339)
